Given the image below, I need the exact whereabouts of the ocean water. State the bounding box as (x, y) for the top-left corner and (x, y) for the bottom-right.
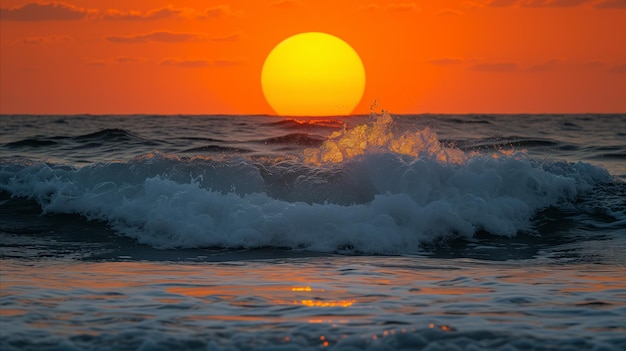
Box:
(1, 112), (625, 350)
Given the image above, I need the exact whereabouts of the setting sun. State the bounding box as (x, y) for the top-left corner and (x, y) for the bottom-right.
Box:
(261, 32), (366, 116)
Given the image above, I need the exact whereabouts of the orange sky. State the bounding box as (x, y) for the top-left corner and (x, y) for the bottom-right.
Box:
(1, 0), (625, 115)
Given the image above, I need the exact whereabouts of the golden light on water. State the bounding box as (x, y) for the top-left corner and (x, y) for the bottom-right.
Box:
(4, 258), (626, 349)
(299, 299), (356, 307)
(303, 111), (530, 165)
(304, 111), (468, 165)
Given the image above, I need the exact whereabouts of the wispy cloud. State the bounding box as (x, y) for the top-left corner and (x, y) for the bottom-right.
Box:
(594, 0), (626, 9)
(16, 34), (71, 45)
(161, 58), (211, 68)
(488, 0), (519, 7)
(357, 3), (419, 12)
(270, 0), (303, 9)
(460, 1), (489, 10)
(430, 58), (566, 72)
(428, 57), (464, 65)
(487, 0), (624, 8)
(520, 0), (595, 8)
(161, 57), (246, 68)
(0, 3), (245, 22)
(209, 31), (242, 42)
(469, 62), (519, 72)
(213, 58), (247, 67)
(99, 4), (242, 21)
(105, 31), (207, 44)
(112, 56), (146, 64)
(358, 4), (380, 11)
(437, 9), (462, 15)
(386, 3), (420, 12)
(584, 60), (605, 68)
(199, 5), (241, 19)
(101, 6), (188, 21)
(0, 2), (93, 21)
(529, 58), (561, 72)
(86, 60), (107, 67)
(85, 56), (147, 66)
(608, 64), (626, 73)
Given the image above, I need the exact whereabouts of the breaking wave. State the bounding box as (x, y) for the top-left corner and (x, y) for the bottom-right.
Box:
(0, 112), (617, 253)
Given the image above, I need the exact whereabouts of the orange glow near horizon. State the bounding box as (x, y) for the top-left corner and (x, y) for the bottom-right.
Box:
(0, 0), (625, 115)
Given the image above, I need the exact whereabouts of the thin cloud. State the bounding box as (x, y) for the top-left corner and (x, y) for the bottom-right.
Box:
(100, 5), (240, 21)
(584, 60), (605, 68)
(101, 6), (187, 21)
(0, 3), (245, 22)
(529, 58), (561, 72)
(437, 9), (462, 15)
(358, 4), (380, 11)
(105, 31), (207, 44)
(428, 57), (464, 65)
(520, 0), (594, 7)
(213, 58), (247, 67)
(487, 0), (623, 7)
(85, 56), (146, 66)
(608, 64), (626, 73)
(86, 60), (107, 67)
(594, 0), (626, 9)
(386, 3), (419, 12)
(199, 5), (241, 19)
(469, 62), (519, 72)
(270, 0), (303, 9)
(0, 2), (92, 21)
(112, 56), (146, 64)
(16, 34), (71, 45)
(357, 3), (420, 12)
(460, 1), (488, 10)
(161, 57), (246, 68)
(161, 58), (211, 68)
(210, 31), (242, 42)
(488, 0), (519, 6)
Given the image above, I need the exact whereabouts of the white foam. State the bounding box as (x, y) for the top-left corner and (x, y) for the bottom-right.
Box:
(0, 145), (612, 252)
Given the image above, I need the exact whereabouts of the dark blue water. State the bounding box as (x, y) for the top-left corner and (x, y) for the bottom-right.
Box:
(1, 113), (625, 350)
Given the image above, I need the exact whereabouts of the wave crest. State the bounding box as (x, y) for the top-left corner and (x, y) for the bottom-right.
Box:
(304, 111), (469, 165)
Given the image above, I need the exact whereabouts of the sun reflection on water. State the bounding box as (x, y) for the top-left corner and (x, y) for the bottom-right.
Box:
(3, 259), (625, 349)
(299, 299), (355, 307)
(291, 286), (314, 292)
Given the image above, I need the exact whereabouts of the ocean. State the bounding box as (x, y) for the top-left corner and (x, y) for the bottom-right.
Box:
(1, 112), (625, 350)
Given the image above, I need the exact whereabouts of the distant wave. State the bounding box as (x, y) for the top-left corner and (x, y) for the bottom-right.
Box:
(266, 119), (345, 130)
(455, 137), (561, 152)
(261, 133), (325, 146)
(74, 128), (137, 141)
(5, 138), (58, 148)
(447, 118), (492, 125)
(178, 136), (226, 143)
(182, 145), (252, 153)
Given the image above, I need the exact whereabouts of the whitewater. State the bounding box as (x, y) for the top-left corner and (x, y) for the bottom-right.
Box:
(1, 112), (625, 350)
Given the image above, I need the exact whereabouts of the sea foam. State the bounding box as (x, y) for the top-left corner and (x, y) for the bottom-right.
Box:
(0, 113), (613, 253)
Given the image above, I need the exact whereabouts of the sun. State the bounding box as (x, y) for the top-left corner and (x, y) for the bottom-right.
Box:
(261, 32), (366, 116)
